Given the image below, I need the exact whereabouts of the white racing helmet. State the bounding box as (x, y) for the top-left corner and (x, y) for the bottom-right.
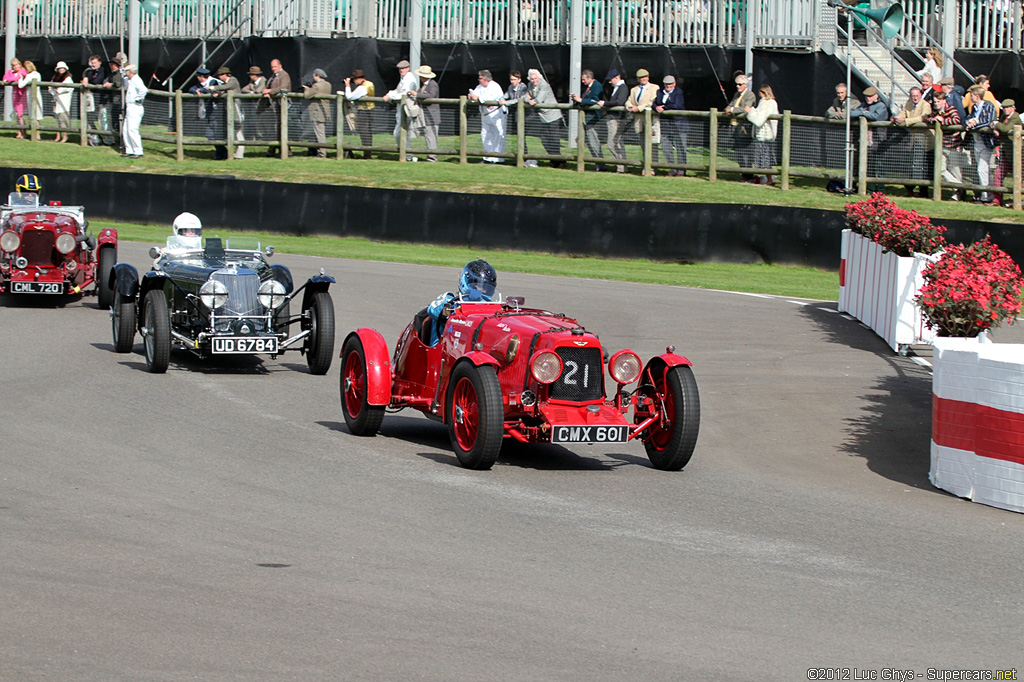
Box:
(172, 212), (203, 249)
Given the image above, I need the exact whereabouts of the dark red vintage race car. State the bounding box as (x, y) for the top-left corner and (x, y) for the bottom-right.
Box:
(340, 295), (699, 470)
(0, 192), (116, 306)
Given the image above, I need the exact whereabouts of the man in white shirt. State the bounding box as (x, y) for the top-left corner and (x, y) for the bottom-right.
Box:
(468, 69), (507, 163)
(383, 59), (419, 150)
(122, 64), (148, 158)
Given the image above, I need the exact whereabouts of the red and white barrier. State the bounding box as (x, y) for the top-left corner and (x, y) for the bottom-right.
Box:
(931, 337), (1024, 513)
(838, 230), (937, 352)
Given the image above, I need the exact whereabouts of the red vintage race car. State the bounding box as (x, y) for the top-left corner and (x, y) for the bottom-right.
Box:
(340, 295), (699, 470)
(0, 192), (116, 306)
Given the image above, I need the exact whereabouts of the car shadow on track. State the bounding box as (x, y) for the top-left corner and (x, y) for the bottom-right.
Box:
(798, 303), (942, 492)
(317, 414), (629, 471)
(0, 292), (89, 308)
(91, 343), (278, 374)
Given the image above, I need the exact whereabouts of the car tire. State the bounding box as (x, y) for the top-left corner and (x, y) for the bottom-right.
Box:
(640, 365), (700, 471)
(446, 362), (503, 470)
(143, 289), (170, 374)
(96, 245), (116, 309)
(304, 290), (335, 376)
(340, 335), (385, 436)
(111, 289), (136, 353)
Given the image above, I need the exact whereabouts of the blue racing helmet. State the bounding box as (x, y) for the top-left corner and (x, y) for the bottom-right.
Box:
(459, 259), (497, 302)
(15, 174), (41, 193)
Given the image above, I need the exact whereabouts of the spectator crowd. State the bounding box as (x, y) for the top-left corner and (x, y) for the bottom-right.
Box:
(2, 52), (1021, 207)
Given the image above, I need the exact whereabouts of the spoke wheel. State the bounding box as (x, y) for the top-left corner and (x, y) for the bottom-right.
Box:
(111, 289), (136, 353)
(340, 335), (385, 436)
(96, 245), (116, 309)
(304, 291), (335, 375)
(640, 365), (700, 471)
(446, 363), (503, 470)
(142, 289), (170, 374)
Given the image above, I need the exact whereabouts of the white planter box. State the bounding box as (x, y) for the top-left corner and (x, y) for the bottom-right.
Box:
(838, 230), (937, 352)
(931, 337), (1024, 513)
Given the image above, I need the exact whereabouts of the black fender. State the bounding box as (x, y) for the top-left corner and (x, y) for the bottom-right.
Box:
(110, 262), (139, 298)
(271, 264), (294, 293)
(139, 270), (170, 302)
(300, 273), (335, 313)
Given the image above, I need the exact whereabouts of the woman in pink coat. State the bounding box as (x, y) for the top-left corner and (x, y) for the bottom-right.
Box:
(2, 57), (28, 138)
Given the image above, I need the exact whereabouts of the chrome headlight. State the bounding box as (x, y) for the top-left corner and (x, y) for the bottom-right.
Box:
(200, 279), (229, 309)
(609, 350), (642, 385)
(55, 232), (77, 254)
(530, 350), (563, 384)
(258, 279), (287, 310)
(0, 231), (20, 253)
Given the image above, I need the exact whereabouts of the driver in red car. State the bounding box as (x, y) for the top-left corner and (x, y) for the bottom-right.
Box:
(8, 173), (41, 206)
(424, 259), (497, 346)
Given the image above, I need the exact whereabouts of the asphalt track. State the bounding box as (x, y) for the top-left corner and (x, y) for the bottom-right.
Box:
(2, 242), (1022, 682)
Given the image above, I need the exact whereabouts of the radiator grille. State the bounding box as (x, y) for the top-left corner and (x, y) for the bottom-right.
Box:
(21, 230), (59, 267)
(549, 347), (603, 402)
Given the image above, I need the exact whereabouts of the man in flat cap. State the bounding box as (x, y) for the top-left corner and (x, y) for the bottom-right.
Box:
(343, 69), (375, 158)
(101, 55), (126, 147)
(240, 66), (267, 146)
(383, 59), (419, 156)
(302, 68), (332, 158)
(992, 98), (1021, 206)
(209, 65), (243, 159)
(597, 69), (628, 172)
(261, 59), (292, 157)
(656, 75), (687, 175)
(626, 68), (660, 174)
(849, 86), (892, 192)
(191, 67), (227, 160)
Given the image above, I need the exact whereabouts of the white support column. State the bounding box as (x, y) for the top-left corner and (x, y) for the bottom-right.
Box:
(409, 0), (422, 71)
(568, 0), (582, 149)
(4, 0), (17, 122)
(128, 0), (140, 68)
(941, 0), (957, 77)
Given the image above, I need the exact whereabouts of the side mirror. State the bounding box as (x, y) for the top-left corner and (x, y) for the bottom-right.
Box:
(265, 245), (275, 257)
(149, 246), (161, 259)
(507, 296), (525, 309)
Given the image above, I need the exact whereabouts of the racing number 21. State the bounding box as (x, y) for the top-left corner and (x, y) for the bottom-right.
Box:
(563, 360), (589, 387)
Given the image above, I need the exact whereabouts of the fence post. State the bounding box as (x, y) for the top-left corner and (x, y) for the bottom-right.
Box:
(280, 95), (289, 159)
(459, 95), (468, 164)
(517, 98), (526, 167)
(175, 91), (184, 162)
(336, 96), (345, 160)
(29, 81), (39, 141)
(642, 109), (652, 176)
(576, 108), (585, 172)
(709, 109), (718, 182)
(226, 90), (236, 159)
(1014, 124), (1022, 211)
(857, 117), (868, 195)
(79, 86), (88, 146)
(780, 110), (791, 190)
(932, 121), (943, 201)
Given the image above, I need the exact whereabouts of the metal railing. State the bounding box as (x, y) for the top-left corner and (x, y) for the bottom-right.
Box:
(2, 81), (1020, 209)
(2, 0), (1018, 50)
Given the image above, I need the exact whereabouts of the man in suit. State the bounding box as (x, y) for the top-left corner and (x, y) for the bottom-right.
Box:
(597, 69), (628, 173)
(209, 65), (243, 159)
(626, 68), (660, 174)
(525, 68), (564, 168)
(302, 68), (332, 158)
(724, 72), (756, 181)
(656, 75), (687, 176)
(261, 58), (292, 157)
(412, 65), (440, 162)
(569, 69), (605, 171)
(191, 68), (227, 160)
(240, 66), (267, 147)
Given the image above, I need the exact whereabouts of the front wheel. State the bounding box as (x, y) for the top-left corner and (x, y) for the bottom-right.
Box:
(142, 289), (170, 374)
(446, 363), (503, 470)
(96, 245), (116, 309)
(639, 365), (700, 471)
(111, 289), (136, 353)
(340, 335), (385, 436)
(304, 291), (335, 375)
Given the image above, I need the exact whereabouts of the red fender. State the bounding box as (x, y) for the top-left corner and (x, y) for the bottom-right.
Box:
(655, 351), (692, 368)
(343, 328), (392, 406)
(96, 227), (118, 247)
(459, 350), (500, 369)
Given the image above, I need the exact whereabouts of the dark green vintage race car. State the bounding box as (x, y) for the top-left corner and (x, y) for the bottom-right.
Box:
(109, 236), (335, 374)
